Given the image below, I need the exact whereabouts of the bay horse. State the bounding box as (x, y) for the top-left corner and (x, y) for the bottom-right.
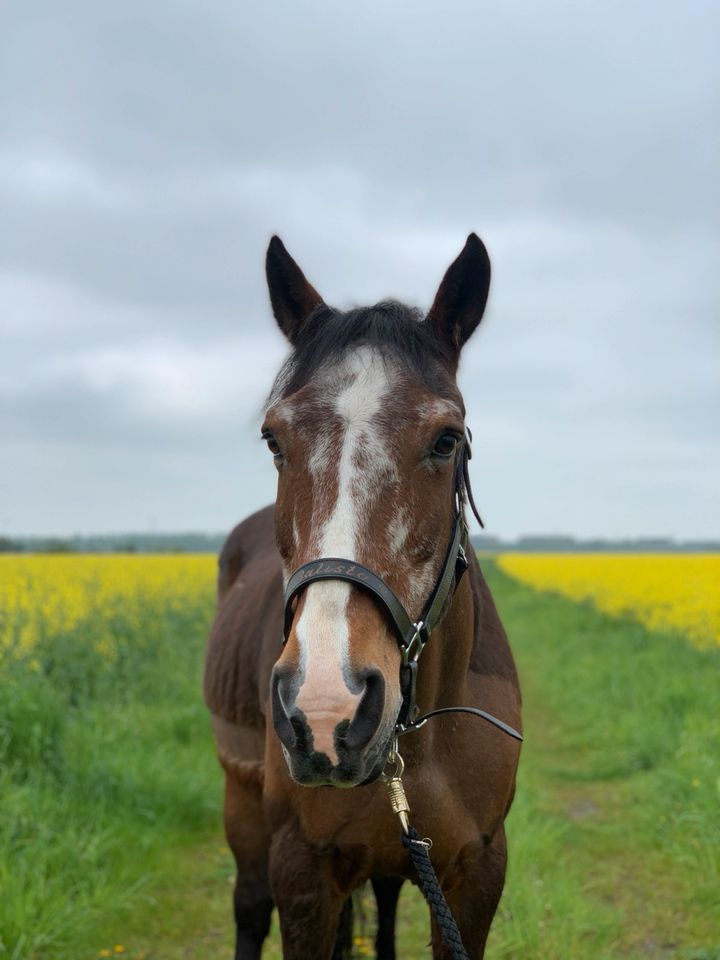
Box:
(204, 233), (522, 959)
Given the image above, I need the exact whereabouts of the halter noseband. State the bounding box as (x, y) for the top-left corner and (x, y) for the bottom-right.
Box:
(281, 431), (522, 743)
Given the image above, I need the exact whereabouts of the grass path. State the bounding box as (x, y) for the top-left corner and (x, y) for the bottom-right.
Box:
(85, 561), (720, 960)
(485, 562), (719, 960)
(89, 835), (235, 960)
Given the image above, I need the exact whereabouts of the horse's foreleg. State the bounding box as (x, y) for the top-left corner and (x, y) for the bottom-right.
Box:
(223, 764), (273, 960)
(332, 897), (354, 960)
(431, 828), (508, 960)
(269, 823), (346, 960)
(372, 876), (404, 960)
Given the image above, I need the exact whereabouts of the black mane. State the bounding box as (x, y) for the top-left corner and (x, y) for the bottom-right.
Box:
(269, 300), (455, 402)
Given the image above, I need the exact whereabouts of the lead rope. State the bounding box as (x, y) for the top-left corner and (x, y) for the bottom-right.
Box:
(381, 744), (470, 960)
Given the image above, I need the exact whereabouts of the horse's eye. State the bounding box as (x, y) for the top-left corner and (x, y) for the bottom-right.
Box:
(432, 432), (460, 458)
(261, 429), (283, 460)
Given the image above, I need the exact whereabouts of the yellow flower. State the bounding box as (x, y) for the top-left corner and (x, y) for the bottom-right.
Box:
(496, 553), (720, 648)
(691, 778), (701, 788)
(113, 946), (125, 954)
(99, 951), (111, 958)
(0, 554), (216, 661)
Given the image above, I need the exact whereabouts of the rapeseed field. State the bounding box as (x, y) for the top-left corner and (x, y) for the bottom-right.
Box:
(0, 554), (216, 660)
(496, 553), (720, 648)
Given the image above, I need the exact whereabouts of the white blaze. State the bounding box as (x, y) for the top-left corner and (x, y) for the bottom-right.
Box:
(294, 349), (393, 760)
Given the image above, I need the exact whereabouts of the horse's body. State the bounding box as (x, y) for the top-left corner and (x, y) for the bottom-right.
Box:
(204, 235), (522, 959)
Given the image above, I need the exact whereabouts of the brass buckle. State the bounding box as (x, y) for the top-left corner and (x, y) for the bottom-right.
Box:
(380, 739), (410, 833)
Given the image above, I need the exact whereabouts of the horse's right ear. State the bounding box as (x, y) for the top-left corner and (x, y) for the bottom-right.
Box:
(266, 236), (325, 344)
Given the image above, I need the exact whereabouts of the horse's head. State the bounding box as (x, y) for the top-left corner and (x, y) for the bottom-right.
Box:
(263, 234), (491, 787)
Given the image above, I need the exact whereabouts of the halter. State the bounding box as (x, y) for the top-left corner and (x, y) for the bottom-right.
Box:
(282, 430), (522, 743)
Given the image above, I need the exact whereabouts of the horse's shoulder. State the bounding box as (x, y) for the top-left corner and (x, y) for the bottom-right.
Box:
(204, 504), (282, 727)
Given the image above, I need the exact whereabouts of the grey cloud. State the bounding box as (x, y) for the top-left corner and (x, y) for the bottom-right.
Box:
(5, 2), (719, 217)
(1, 0), (718, 536)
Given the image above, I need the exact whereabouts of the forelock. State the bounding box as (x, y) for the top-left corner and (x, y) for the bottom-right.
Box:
(267, 301), (456, 405)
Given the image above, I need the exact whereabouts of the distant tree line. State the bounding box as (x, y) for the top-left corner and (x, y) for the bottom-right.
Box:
(0, 532), (226, 554)
(471, 534), (720, 553)
(1, 531), (718, 554)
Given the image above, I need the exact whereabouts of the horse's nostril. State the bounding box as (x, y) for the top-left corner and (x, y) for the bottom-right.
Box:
(344, 669), (386, 751)
(288, 711), (311, 753)
(271, 667), (297, 752)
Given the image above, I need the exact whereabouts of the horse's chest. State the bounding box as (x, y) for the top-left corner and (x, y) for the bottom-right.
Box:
(293, 772), (481, 877)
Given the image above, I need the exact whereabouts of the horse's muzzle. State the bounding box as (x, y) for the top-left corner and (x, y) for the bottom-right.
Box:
(270, 665), (390, 786)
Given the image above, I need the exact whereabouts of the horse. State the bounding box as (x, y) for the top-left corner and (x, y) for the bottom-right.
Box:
(203, 233), (522, 959)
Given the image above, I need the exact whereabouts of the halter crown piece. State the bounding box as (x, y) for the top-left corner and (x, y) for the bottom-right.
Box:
(282, 430), (522, 743)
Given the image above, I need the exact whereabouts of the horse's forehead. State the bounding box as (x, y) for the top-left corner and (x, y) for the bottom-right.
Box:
(305, 347), (395, 416)
(272, 348), (461, 432)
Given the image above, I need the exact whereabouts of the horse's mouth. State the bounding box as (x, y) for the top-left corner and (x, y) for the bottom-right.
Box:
(282, 728), (392, 788)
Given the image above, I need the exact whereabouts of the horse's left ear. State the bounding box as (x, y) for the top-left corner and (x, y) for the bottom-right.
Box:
(426, 233), (491, 365)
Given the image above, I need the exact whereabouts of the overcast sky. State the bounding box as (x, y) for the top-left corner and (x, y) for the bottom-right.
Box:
(1, 0), (718, 539)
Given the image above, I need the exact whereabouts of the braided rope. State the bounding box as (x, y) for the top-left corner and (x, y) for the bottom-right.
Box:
(401, 826), (469, 960)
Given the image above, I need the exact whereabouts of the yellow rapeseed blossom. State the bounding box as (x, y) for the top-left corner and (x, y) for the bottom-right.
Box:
(0, 554), (216, 659)
(496, 553), (720, 648)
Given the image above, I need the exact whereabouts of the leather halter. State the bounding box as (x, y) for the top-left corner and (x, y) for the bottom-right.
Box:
(282, 432), (523, 742)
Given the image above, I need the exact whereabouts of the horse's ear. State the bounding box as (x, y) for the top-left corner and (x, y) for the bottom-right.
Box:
(426, 233), (491, 366)
(266, 235), (325, 344)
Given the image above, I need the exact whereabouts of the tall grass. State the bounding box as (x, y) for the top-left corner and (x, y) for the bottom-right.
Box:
(0, 572), (220, 959)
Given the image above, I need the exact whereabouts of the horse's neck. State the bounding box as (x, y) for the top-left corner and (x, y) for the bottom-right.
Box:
(414, 555), (514, 709)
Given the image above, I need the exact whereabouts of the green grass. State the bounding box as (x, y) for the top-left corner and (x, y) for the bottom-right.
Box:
(0, 591), (222, 960)
(1, 559), (718, 959)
